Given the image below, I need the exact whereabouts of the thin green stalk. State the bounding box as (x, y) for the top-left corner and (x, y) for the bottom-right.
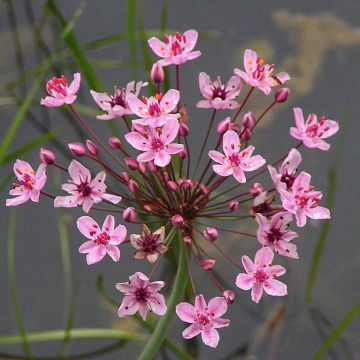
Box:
(139, 234), (188, 359)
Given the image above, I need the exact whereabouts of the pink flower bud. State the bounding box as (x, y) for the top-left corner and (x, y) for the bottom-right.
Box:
(240, 128), (251, 141)
(275, 87), (290, 103)
(68, 142), (86, 156)
(167, 180), (177, 191)
(172, 214), (185, 228)
(138, 162), (147, 174)
(179, 123), (189, 137)
(39, 148), (56, 165)
(123, 207), (137, 222)
(217, 117), (230, 135)
(179, 149), (187, 159)
(143, 205), (152, 212)
(200, 184), (209, 195)
(250, 182), (263, 195)
(163, 172), (169, 181)
(125, 157), (139, 170)
(223, 290), (235, 304)
(148, 160), (157, 172)
(229, 200), (239, 212)
(203, 227), (218, 242)
(242, 111), (255, 129)
(108, 136), (121, 149)
(177, 178), (184, 186)
(202, 259), (216, 270)
(128, 179), (138, 192)
(86, 139), (99, 155)
(120, 172), (130, 183)
(150, 62), (165, 84)
(132, 123), (146, 136)
(183, 236), (192, 245)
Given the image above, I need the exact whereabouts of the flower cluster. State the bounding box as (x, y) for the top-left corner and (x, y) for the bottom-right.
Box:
(6, 29), (339, 350)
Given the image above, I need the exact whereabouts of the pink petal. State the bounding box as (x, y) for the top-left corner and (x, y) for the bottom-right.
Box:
(213, 164), (233, 177)
(166, 143), (184, 154)
(222, 130), (240, 157)
(68, 160), (91, 184)
(263, 279), (287, 296)
(161, 117), (179, 144)
(102, 215), (114, 233)
(77, 216), (100, 239)
(160, 89), (180, 114)
(293, 171), (311, 192)
(276, 71), (290, 84)
(198, 72), (212, 98)
(125, 132), (150, 151)
(79, 240), (97, 253)
(293, 108), (305, 131)
(241, 255), (256, 273)
(154, 151), (171, 167)
(137, 151), (155, 163)
(138, 303), (149, 320)
(254, 247), (274, 267)
(101, 193), (122, 204)
(275, 241), (299, 259)
(183, 29), (198, 52)
(147, 281), (165, 292)
(241, 154), (266, 171)
(148, 37), (169, 58)
(86, 246), (106, 265)
(127, 95), (150, 118)
(280, 148), (302, 175)
(233, 166), (246, 183)
(118, 296), (139, 317)
(116, 282), (136, 294)
(212, 318), (230, 329)
(196, 100), (212, 109)
(106, 245), (120, 262)
(40, 96), (65, 107)
(243, 49), (258, 74)
(225, 75), (243, 97)
(54, 195), (80, 208)
(208, 297), (228, 318)
(182, 323), (201, 339)
(320, 120), (339, 139)
(209, 150), (225, 164)
(68, 73), (81, 95)
(235, 273), (254, 290)
(201, 327), (220, 348)
(289, 127), (305, 141)
(147, 293), (167, 316)
(267, 264), (286, 278)
(110, 224), (127, 244)
(176, 302), (197, 323)
(251, 282), (264, 303)
(304, 206), (330, 220)
(195, 294), (207, 312)
(90, 90), (111, 110)
(295, 208), (307, 227)
(82, 197), (95, 213)
(6, 192), (31, 206)
(30, 189), (40, 202)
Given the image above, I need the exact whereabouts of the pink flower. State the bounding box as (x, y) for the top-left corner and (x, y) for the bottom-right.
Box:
(148, 30), (201, 66)
(278, 171), (330, 227)
(234, 50), (290, 95)
(54, 160), (122, 213)
(290, 108), (339, 150)
(40, 73), (81, 107)
(125, 118), (184, 167)
(77, 215), (126, 265)
(196, 72), (243, 110)
(127, 90), (180, 127)
(176, 294), (230, 348)
(236, 247), (287, 303)
(116, 272), (167, 320)
(209, 130), (266, 183)
(255, 212), (299, 259)
(268, 148), (302, 192)
(6, 160), (47, 206)
(90, 81), (147, 120)
(130, 225), (168, 263)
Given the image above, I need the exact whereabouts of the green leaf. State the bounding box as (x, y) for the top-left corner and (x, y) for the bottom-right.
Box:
(312, 302), (360, 360)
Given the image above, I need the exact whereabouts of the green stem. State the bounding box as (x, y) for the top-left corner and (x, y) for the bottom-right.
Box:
(139, 234), (188, 360)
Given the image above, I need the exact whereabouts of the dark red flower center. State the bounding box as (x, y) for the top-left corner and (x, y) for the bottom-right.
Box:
(135, 288), (149, 303)
(267, 228), (282, 243)
(254, 270), (267, 283)
(46, 75), (68, 97)
(95, 231), (110, 245)
(77, 182), (92, 196)
(196, 313), (211, 327)
(228, 153), (240, 167)
(151, 138), (164, 151)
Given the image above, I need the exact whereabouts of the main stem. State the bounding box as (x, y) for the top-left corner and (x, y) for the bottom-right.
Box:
(138, 233), (188, 360)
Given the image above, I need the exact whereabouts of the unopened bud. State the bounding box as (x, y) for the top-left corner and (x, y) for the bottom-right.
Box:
(148, 160), (157, 172)
(229, 200), (239, 212)
(120, 172), (130, 183)
(163, 172), (169, 181)
(86, 139), (99, 155)
(179, 149), (187, 159)
(108, 136), (121, 149)
(68, 142), (86, 156)
(240, 128), (251, 141)
(143, 205), (152, 212)
(128, 179), (138, 192)
(242, 111), (255, 129)
(202, 259), (216, 270)
(139, 162), (147, 174)
(223, 290), (235, 304)
(250, 182), (263, 195)
(203, 227), (218, 242)
(172, 214), (185, 228)
(125, 157), (139, 170)
(39, 148), (56, 165)
(123, 207), (137, 222)
(275, 87), (290, 103)
(179, 123), (189, 137)
(167, 180), (177, 191)
(183, 236), (192, 245)
(217, 117), (230, 135)
(150, 62), (165, 84)
(200, 184), (209, 195)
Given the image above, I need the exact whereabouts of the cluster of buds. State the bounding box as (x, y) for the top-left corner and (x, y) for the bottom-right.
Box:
(6, 28), (339, 350)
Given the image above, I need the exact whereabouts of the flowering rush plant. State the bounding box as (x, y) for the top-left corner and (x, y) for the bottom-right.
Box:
(6, 29), (339, 356)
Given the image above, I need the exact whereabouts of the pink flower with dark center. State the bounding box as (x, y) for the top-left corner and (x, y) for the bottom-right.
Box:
(209, 130), (266, 183)
(278, 171), (330, 227)
(40, 73), (81, 107)
(127, 90), (180, 127)
(268, 148), (302, 192)
(290, 108), (339, 150)
(196, 72), (243, 110)
(90, 81), (147, 120)
(125, 118), (184, 167)
(234, 49), (290, 95)
(54, 160), (122, 213)
(130, 224), (168, 263)
(235, 247), (287, 303)
(176, 294), (230, 348)
(6, 160), (47, 206)
(116, 272), (167, 320)
(255, 212), (299, 259)
(77, 215), (126, 265)
(148, 30), (201, 66)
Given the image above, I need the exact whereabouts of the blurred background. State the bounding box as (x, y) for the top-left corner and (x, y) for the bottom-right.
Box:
(0, 1), (359, 359)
